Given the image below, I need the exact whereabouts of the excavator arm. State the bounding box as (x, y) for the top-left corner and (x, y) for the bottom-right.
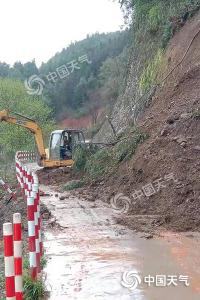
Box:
(0, 110), (46, 161)
(0, 109), (75, 168)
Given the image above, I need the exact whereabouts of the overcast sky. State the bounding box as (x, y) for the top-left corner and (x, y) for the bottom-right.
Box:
(0, 0), (123, 67)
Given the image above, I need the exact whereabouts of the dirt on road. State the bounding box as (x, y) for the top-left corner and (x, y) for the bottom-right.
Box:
(40, 184), (200, 300)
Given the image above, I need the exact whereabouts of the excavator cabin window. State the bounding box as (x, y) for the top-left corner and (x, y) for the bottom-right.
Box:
(60, 132), (73, 160)
(49, 130), (85, 161)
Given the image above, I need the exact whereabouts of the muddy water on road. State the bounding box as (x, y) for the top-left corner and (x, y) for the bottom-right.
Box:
(40, 186), (200, 300)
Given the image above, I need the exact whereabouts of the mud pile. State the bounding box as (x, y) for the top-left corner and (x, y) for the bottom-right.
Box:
(37, 167), (80, 186)
(101, 11), (200, 232)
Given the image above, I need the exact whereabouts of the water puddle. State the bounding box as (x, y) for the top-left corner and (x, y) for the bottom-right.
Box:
(40, 186), (200, 300)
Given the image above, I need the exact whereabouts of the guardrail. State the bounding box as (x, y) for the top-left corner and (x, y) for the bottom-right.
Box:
(2, 151), (43, 300)
(16, 151), (36, 162)
(0, 178), (17, 202)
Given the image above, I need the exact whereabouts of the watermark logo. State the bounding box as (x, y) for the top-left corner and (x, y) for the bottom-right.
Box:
(24, 54), (91, 96)
(24, 75), (45, 95)
(110, 193), (131, 214)
(121, 271), (190, 291)
(121, 271), (142, 291)
(111, 173), (181, 214)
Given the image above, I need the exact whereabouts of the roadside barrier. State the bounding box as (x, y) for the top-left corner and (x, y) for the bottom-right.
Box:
(0, 178), (17, 201)
(15, 151), (42, 280)
(13, 213), (23, 300)
(3, 222), (15, 300)
(2, 151), (43, 299)
(27, 193), (37, 280)
(15, 151), (36, 162)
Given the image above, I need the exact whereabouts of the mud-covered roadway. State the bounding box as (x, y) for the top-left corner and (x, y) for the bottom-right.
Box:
(39, 184), (200, 300)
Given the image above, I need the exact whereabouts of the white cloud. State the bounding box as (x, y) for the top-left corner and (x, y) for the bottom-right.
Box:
(0, 0), (123, 66)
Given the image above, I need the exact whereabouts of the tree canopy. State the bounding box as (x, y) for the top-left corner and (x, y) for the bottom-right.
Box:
(0, 78), (55, 155)
(0, 30), (131, 122)
(39, 30), (131, 120)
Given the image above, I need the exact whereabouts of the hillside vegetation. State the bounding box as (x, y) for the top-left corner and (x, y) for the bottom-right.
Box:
(94, 0), (200, 142)
(0, 31), (131, 124)
(76, 0), (200, 232)
(40, 31), (131, 121)
(0, 79), (54, 156)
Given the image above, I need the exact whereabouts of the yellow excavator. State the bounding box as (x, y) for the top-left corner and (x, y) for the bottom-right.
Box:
(0, 109), (85, 168)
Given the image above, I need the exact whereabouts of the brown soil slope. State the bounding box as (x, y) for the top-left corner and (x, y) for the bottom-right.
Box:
(105, 11), (200, 232)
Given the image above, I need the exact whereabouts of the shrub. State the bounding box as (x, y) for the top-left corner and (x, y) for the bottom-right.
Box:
(73, 146), (89, 172)
(40, 256), (47, 269)
(85, 128), (149, 181)
(114, 130), (149, 162)
(139, 49), (165, 92)
(73, 144), (99, 172)
(148, 4), (163, 34)
(23, 255), (46, 299)
(23, 275), (45, 300)
(85, 148), (112, 180)
(161, 23), (174, 49)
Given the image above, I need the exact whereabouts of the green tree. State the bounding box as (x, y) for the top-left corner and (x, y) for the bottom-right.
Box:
(40, 30), (130, 119)
(99, 47), (130, 104)
(0, 78), (55, 155)
(0, 62), (10, 77)
(11, 60), (38, 79)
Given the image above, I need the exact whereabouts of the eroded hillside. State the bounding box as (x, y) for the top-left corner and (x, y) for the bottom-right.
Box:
(95, 9), (200, 232)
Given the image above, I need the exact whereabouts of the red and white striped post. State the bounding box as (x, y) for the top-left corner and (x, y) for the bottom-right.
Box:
(19, 165), (25, 199)
(0, 179), (17, 201)
(13, 213), (23, 300)
(23, 166), (28, 199)
(15, 159), (23, 192)
(3, 222), (16, 300)
(15, 161), (19, 184)
(26, 169), (32, 197)
(38, 193), (43, 258)
(33, 174), (43, 257)
(31, 184), (41, 273)
(27, 194), (37, 280)
(15, 151), (43, 278)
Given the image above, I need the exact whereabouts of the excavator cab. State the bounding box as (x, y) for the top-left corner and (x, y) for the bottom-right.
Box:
(0, 110), (86, 168)
(49, 129), (85, 162)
